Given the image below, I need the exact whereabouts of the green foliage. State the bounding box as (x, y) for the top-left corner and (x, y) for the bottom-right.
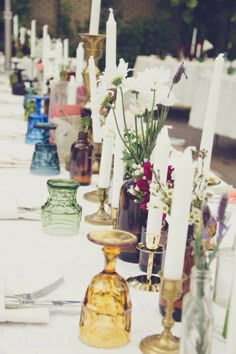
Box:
(117, 16), (180, 69)
(57, 1), (74, 39)
(12, 0), (31, 26)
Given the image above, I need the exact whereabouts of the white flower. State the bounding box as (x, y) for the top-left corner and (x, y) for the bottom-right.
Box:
(134, 169), (142, 177)
(99, 58), (129, 88)
(162, 204), (169, 213)
(136, 66), (171, 91)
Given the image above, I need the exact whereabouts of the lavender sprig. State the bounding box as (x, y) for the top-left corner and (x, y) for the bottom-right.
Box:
(217, 193), (228, 241)
(168, 62), (188, 97)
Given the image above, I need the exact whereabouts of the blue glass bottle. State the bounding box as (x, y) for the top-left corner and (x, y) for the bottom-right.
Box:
(25, 95), (48, 144)
(30, 122), (60, 176)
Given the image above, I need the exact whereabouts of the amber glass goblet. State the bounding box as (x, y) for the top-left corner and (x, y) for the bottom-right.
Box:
(79, 229), (136, 349)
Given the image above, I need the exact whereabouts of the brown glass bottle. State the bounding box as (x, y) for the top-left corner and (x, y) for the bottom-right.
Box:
(70, 132), (93, 186)
(117, 178), (148, 263)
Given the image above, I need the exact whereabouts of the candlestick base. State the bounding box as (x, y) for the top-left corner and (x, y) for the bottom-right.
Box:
(83, 190), (109, 204)
(85, 188), (112, 225)
(139, 272), (186, 354)
(127, 274), (160, 292)
(127, 242), (163, 292)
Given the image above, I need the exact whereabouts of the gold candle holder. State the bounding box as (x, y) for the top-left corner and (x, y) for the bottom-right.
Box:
(139, 272), (186, 354)
(127, 242), (162, 292)
(85, 187), (112, 225)
(79, 33), (106, 102)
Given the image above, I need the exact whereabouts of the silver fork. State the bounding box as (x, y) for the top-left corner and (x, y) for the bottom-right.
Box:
(6, 277), (65, 301)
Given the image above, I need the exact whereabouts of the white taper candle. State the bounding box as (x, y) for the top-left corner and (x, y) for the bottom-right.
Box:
(105, 8), (117, 70)
(89, 0), (101, 35)
(163, 148), (195, 280)
(199, 53), (224, 177)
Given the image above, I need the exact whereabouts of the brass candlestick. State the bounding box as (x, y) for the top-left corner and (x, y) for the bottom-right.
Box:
(79, 33), (105, 177)
(85, 187), (112, 225)
(111, 207), (118, 229)
(127, 242), (163, 292)
(79, 33), (106, 102)
(140, 272), (186, 354)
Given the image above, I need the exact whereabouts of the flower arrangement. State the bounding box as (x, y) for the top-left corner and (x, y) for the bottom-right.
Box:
(193, 194), (229, 270)
(97, 59), (187, 175)
(128, 149), (214, 231)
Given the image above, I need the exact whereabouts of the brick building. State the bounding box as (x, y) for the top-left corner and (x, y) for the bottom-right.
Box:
(30, 0), (158, 36)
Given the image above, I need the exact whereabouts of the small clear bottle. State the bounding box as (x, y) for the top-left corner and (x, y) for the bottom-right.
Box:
(179, 267), (214, 354)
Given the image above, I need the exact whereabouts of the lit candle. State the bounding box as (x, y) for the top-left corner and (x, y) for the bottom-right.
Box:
(199, 53), (224, 177)
(111, 91), (125, 208)
(98, 127), (115, 189)
(89, 0), (101, 35)
(13, 15), (18, 41)
(146, 126), (171, 249)
(190, 27), (197, 56)
(226, 254), (236, 354)
(75, 42), (84, 83)
(30, 19), (36, 58)
(89, 56), (102, 143)
(105, 8), (117, 70)
(63, 38), (69, 66)
(163, 148), (195, 280)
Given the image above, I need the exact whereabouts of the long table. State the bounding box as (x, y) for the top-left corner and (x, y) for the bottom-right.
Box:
(0, 73), (235, 354)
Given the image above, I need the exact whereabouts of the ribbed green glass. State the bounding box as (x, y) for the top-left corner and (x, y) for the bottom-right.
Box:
(41, 178), (82, 236)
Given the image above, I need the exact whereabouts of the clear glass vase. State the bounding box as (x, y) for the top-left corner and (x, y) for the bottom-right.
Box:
(180, 267), (214, 354)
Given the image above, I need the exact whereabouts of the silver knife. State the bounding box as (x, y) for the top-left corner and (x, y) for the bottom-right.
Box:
(6, 300), (82, 309)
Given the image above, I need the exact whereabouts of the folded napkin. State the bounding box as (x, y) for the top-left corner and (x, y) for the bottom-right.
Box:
(0, 188), (41, 221)
(0, 140), (33, 168)
(0, 281), (49, 324)
(0, 308), (50, 324)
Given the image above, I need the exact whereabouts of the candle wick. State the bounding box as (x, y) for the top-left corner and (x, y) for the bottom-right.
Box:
(109, 8), (113, 14)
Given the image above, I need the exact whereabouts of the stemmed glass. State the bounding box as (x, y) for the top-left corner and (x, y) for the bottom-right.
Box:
(79, 229), (136, 349)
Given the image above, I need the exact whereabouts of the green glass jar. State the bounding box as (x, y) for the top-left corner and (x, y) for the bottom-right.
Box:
(41, 178), (82, 236)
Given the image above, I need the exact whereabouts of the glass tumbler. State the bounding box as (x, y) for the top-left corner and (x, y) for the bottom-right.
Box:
(41, 178), (82, 236)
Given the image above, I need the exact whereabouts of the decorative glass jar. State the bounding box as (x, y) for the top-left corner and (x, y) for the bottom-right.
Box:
(179, 267), (213, 354)
(70, 132), (93, 185)
(41, 178), (82, 236)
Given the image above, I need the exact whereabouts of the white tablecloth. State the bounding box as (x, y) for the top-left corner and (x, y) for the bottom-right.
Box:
(0, 72), (235, 354)
(133, 56), (217, 108)
(189, 73), (236, 140)
(0, 166), (235, 354)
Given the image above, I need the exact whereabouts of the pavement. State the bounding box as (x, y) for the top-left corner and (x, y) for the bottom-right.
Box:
(167, 108), (236, 188)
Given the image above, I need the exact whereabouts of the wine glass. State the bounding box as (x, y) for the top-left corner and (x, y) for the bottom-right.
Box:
(79, 229), (136, 349)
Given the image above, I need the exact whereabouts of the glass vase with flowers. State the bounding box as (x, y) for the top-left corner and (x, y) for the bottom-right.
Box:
(97, 59), (187, 262)
(180, 194), (229, 354)
(130, 149), (218, 319)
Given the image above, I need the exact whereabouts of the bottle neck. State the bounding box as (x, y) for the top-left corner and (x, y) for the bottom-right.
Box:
(189, 267), (212, 297)
(78, 131), (88, 141)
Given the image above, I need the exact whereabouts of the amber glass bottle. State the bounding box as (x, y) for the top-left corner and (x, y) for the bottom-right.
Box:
(70, 132), (93, 185)
(117, 178), (148, 263)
